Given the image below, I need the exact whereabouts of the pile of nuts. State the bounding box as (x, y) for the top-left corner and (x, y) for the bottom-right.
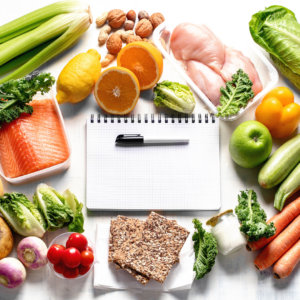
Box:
(96, 9), (165, 67)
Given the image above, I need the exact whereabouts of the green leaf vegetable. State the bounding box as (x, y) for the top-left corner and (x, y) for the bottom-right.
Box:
(0, 72), (55, 126)
(235, 190), (276, 242)
(63, 189), (84, 233)
(249, 6), (300, 89)
(0, 193), (46, 238)
(153, 80), (196, 114)
(192, 219), (218, 280)
(33, 183), (74, 232)
(216, 69), (254, 117)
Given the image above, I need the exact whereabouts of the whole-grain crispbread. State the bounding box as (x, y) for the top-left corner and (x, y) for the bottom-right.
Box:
(108, 217), (150, 285)
(114, 212), (189, 284)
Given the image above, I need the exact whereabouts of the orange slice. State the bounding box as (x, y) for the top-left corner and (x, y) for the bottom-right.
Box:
(94, 66), (140, 115)
(117, 41), (163, 90)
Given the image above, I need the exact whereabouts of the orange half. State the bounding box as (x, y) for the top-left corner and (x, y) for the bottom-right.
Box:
(117, 41), (163, 90)
(94, 66), (140, 115)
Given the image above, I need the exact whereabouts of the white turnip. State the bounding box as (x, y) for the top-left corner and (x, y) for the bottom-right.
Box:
(0, 257), (26, 288)
(17, 237), (47, 270)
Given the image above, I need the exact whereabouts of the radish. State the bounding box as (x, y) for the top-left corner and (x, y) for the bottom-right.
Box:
(0, 257), (26, 288)
(17, 237), (48, 270)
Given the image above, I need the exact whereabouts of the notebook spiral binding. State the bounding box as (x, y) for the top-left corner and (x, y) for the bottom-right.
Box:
(90, 113), (216, 124)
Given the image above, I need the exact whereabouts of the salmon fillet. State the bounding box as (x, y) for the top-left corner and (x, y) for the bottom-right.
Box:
(0, 99), (69, 178)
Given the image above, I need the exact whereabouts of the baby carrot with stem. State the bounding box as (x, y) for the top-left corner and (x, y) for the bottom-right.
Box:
(247, 198), (300, 251)
(273, 239), (300, 279)
(254, 215), (300, 270)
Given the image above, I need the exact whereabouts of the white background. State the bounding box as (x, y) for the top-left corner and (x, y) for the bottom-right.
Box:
(1, 0), (300, 299)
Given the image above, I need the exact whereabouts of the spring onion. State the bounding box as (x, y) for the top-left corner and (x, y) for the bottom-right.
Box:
(0, 0), (92, 83)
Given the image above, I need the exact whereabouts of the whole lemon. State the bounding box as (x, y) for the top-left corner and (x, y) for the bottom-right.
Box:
(56, 49), (101, 104)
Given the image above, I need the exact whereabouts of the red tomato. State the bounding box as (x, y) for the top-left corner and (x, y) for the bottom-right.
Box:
(67, 233), (88, 252)
(66, 239), (72, 249)
(63, 247), (81, 268)
(84, 246), (93, 253)
(78, 264), (91, 275)
(54, 262), (65, 274)
(63, 266), (79, 279)
(80, 251), (94, 266)
(47, 244), (66, 265)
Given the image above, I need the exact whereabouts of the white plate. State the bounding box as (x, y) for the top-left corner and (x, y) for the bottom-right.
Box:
(153, 21), (279, 121)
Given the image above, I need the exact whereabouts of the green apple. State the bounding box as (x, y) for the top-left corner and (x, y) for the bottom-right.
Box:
(229, 121), (272, 168)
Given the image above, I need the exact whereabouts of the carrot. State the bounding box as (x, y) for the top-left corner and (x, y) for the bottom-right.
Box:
(254, 215), (300, 270)
(273, 239), (300, 279)
(247, 197), (300, 251)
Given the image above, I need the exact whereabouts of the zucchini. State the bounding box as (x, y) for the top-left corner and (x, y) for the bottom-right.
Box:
(258, 134), (300, 189)
(274, 163), (300, 211)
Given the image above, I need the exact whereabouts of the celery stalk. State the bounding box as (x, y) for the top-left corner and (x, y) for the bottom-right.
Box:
(0, 0), (89, 43)
(0, 13), (83, 66)
(0, 12), (91, 83)
(0, 40), (54, 77)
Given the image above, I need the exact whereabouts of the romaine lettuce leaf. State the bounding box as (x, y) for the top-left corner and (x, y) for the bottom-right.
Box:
(154, 81), (196, 114)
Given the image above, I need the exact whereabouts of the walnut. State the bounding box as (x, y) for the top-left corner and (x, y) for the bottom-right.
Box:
(127, 35), (142, 44)
(107, 9), (126, 28)
(135, 19), (153, 38)
(149, 13), (165, 29)
(106, 33), (122, 54)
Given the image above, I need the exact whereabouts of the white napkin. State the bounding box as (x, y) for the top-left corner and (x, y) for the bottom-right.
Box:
(94, 223), (195, 292)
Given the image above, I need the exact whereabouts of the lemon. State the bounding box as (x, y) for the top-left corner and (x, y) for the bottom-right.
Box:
(56, 49), (101, 104)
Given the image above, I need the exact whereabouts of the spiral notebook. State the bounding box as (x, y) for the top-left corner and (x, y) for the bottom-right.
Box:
(86, 113), (220, 211)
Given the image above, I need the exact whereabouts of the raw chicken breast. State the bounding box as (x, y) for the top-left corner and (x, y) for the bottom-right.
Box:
(186, 60), (226, 106)
(170, 23), (225, 74)
(220, 46), (263, 95)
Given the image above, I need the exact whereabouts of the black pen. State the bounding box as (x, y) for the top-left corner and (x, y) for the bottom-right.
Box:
(115, 134), (189, 145)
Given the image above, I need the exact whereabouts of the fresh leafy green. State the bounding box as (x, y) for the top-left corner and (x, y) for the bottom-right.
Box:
(63, 189), (84, 233)
(33, 183), (73, 232)
(216, 69), (254, 117)
(0, 72), (55, 126)
(192, 219), (218, 280)
(153, 80), (196, 114)
(249, 6), (300, 89)
(0, 192), (46, 237)
(235, 190), (276, 242)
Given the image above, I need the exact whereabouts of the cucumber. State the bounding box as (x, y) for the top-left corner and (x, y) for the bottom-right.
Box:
(274, 162), (300, 211)
(258, 134), (300, 189)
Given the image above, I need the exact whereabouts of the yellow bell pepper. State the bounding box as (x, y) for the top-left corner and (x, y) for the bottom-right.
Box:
(255, 87), (300, 138)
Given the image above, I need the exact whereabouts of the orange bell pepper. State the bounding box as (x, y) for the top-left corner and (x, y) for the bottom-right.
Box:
(255, 87), (300, 138)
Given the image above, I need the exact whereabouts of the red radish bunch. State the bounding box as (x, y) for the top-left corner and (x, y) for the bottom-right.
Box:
(47, 233), (94, 279)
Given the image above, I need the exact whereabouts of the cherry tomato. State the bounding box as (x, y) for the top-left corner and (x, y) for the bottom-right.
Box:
(78, 264), (91, 275)
(84, 246), (93, 253)
(255, 97), (283, 130)
(80, 251), (94, 266)
(271, 103), (300, 138)
(63, 247), (81, 268)
(47, 244), (66, 265)
(263, 87), (294, 106)
(66, 239), (72, 249)
(54, 262), (65, 274)
(67, 233), (88, 252)
(63, 266), (79, 279)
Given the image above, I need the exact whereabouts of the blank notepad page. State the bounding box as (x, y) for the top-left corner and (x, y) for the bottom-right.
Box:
(86, 115), (220, 210)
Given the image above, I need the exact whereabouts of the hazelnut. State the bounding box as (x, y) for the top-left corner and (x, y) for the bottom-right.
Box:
(106, 33), (122, 54)
(124, 20), (135, 31)
(135, 19), (153, 38)
(126, 10), (136, 22)
(107, 9), (126, 28)
(127, 35), (142, 44)
(149, 13), (165, 29)
(138, 10), (149, 20)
